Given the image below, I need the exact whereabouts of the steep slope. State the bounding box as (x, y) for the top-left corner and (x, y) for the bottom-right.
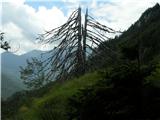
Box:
(118, 3), (160, 61)
(93, 3), (160, 69)
(2, 72), (103, 120)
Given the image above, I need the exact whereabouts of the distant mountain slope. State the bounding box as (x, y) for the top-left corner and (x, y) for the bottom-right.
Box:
(1, 50), (44, 99)
(1, 72), (23, 99)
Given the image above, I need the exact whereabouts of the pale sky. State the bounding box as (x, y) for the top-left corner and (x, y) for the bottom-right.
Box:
(1, 0), (160, 54)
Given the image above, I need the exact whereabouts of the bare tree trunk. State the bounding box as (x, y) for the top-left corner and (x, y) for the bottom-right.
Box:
(77, 7), (83, 76)
(82, 8), (88, 73)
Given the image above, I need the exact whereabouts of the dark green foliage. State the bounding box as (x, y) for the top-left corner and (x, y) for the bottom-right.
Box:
(0, 32), (11, 51)
(1, 91), (29, 119)
(120, 42), (139, 60)
(1, 80), (57, 120)
(87, 38), (120, 70)
(146, 62), (160, 87)
(67, 62), (160, 120)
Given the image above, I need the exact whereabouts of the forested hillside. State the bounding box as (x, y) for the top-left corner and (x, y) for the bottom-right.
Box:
(2, 3), (160, 120)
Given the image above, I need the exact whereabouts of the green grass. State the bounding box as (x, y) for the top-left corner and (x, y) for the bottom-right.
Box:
(17, 71), (103, 120)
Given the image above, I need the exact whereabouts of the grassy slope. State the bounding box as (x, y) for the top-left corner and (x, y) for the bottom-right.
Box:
(17, 71), (103, 120)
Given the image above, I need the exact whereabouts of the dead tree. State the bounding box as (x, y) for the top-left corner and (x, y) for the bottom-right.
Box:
(36, 7), (120, 81)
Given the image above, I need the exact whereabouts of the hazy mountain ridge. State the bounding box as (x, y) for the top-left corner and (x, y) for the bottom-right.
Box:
(1, 47), (90, 100)
(1, 50), (45, 99)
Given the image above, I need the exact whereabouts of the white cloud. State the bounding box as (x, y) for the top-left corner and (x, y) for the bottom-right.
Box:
(1, 0), (160, 55)
(3, 22), (37, 54)
(36, 6), (67, 30)
(90, 0), (160, 31)
(2, 1), (67, 54)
